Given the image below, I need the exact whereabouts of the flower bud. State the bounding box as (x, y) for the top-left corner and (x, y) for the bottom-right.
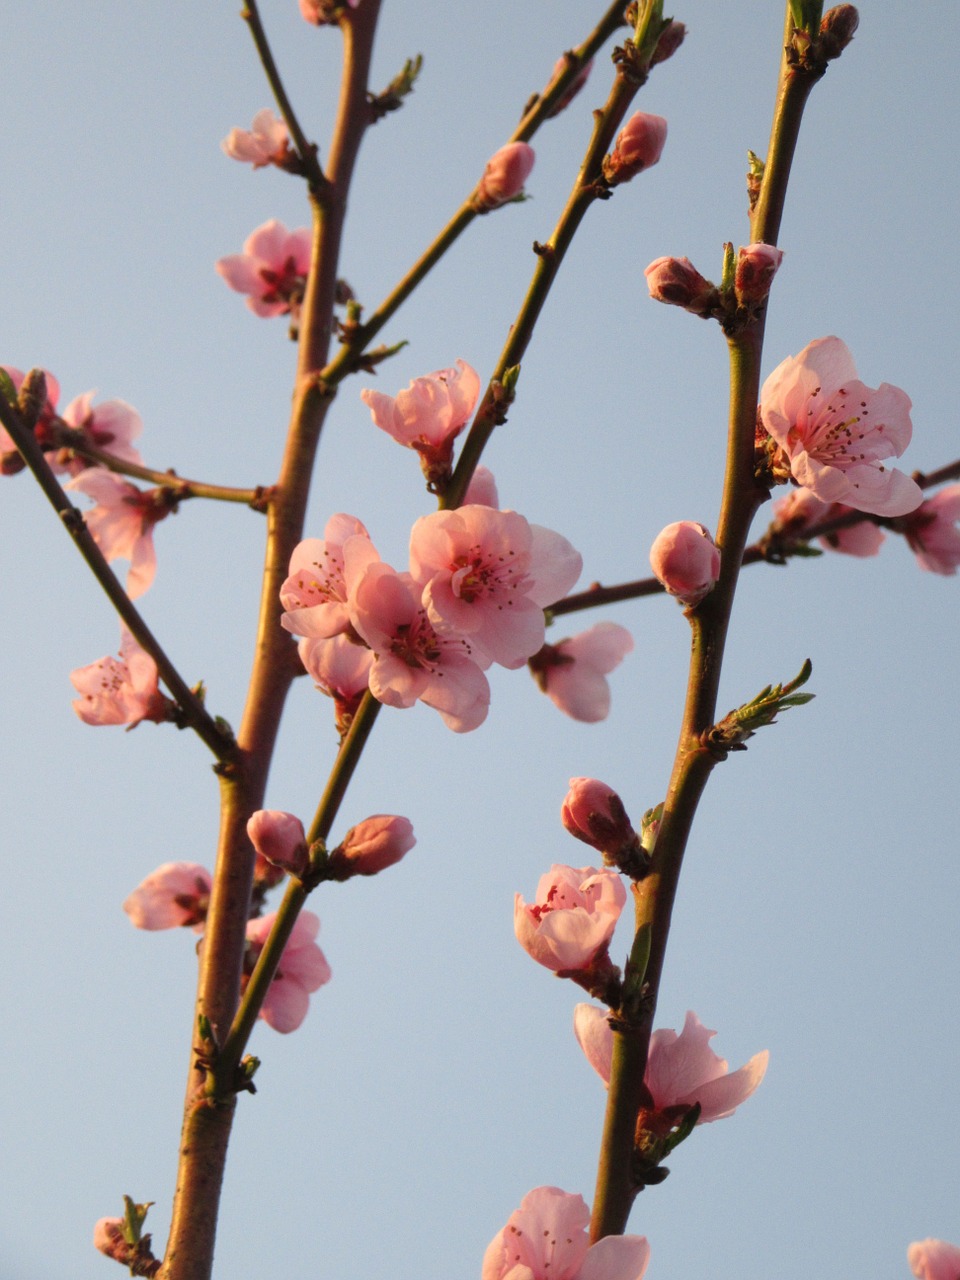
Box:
(561, 778), (637, 858)
(650, 20), (686, 66)
(474, 142), (535, 211)
(644, 256), (719, 317)
(602, 112), (667, 185)
(650, 521), (721, 606)
(735, 243), (784, 304)
(246, 809), (308, 877)
(93, 1219), (128, 1264)
(545, 55), (593, 117)
(328, 814), (415, 877)
(819, 5), (859, 59)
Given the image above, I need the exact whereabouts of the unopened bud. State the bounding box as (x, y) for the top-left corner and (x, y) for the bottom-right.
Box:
(545, 55), (593, 117)
(327, 814), (415, 877)
(474, 142), (535, 211)
(650, 20), (686, 66)
(819, 5), (859, 58)
(650, 521), (721, 607)
(603, 112), (668, 185)
(644, 256), (719, 317)
(734, 242), (784, 304)
(246, 809), (308, 877)
(561, 777), (637, 859)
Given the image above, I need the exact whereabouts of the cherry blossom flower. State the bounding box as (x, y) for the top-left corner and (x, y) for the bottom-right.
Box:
(573, 1005), (768, 1123)
(644, 256), (718, 317)
(360, 360), (480, 486)
(247, 810), (308, 877)
(908, 1239), (960, 1280)
(244, 910), (331, 1033)
(1, 364), (60, 475)
(771, 488), (884, 558)
(70, 629), (166, 727)
(901, 484), (960, 575)
(482, 1186), (650, 1280)
(515, 863), (626, 974)
(66, 468), (167, 597)
(529, 622), (634, 722)
(561, 777), (637, 860)
(280, 514), (373, 639)
(221, 109), (291, 168)
(649, 520), (721, 605)
(215, 219), (312, 319)
(58, 390), (143, 475)
(328, 814), (415, 877)
(347, 556), (490, 732)
(409, 505), (582, 669)
(463, 465), (499, 507)
(123, 862), (212, 931)
(734, 242), (784, 304)
(603, 112), (668, 185)
(474, 141), (535, 211)
(759, 336), (922, 516)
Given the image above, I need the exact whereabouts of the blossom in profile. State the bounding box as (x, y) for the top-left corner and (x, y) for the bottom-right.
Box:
(474, 141), (535, 211)
(771, 488), (884, 558)
(561, 777), (637, 860)
(280, 514), (373, 639)
(900, 484), (960, 575)
(245, 910), (331, 1032)
(574, 1005), (768, 1124)
(247, 810), (308, 877)
(70, 629), (166, 727)
(759, 336), (922, 516)
(908, 1239), (960, 1280)
(603, 112), (667, 184)
(123, 862), (213, 931)
(298, 632), (374, 737)
(514, 863), (626, 974)
(66, 467), (166, 597)
(649, 520), (721, 606)
(216, 218), (312, 319)
(328, 814), (415, 877)
(59, 391), (143, 474)
(462, 465), (499, 507)
(221, 109), (292, 168)
(409, 505), (582, 669)
(529, 621), (634, 722)
(482, 1185), (649, 1280)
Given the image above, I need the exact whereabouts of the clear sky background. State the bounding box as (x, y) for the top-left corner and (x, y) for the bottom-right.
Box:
(1, 4), (958, 1279)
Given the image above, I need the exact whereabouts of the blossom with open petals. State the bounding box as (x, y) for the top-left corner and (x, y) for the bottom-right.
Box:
(901, 484), (960, 575)
(66, 468), (166, 597)
(123, 862), (212, 931)
(280, 514), (373, 639)
(474, 141), (535, 211)
(760, 336), (922, 516)
(221, 109), (291, 168)
(574, 1005), (768, 1123)
(771, 488), (884, 557)
(650, 521), (720, 606)
(245, 910), (331, 1032)
(529, 621), (634, 722)
(216, 219), (312, 319)
(908, 1239), (960, 1280)
(515, 864), (626, 974)
(409, 505), (582, 668)
(482, 1186), (649, 1280)
(57, 390), (144, 475)
(463, 465), (499, 507)
(70, 630), (166, 726)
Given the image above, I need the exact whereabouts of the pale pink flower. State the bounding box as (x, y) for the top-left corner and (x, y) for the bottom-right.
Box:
(1, 365), (60, 474)
(70, 629), (166, 727)
(298, 632), (374, 737)
(245, 909), (331, 1033)
(901, 484), (960, 575)
(482, 1185), (650, 1280)
(474, 141), (536, 211)
(530, 622), (634, 722)
(908, 1239), (960, 1280)
(759, 336), (922, 516)
(329, 814), (415, 876)
(649, 520), (721, 606)
(66, 467), (164, 597)
(59, 391), (143, 474)
(221, 109), (291, 168)
(734, 242), (784, 304)
(603, 112), (667, 185)
(462, 464), (499, 507)
(409, 505), (582, 668)
(561, 777), (636, 858)
(772, 488), (884, 557)
(280, 514), (373, 639)
(574, 1005), (768, 1123)
(644, 256), (718, 317)
(123, 862), (212, 930)
(348, 555), (490, 732)
(514, 863), (626, 974)
(360, 360), (480, 485)
(215, 218), (312, 319)
(247, 810), (308, 877)
(545, 55), (593, 117)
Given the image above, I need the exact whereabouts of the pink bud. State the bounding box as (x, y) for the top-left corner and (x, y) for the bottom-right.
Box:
(819, 5), (859, 59)
(644, 256), (718, 317)
(246, 810), (308, 877)
(650, 521), (721, 606)
(545, 55), (593, 117)
(474, 142), (535, 211)
(329, 814), (415, 876)
(603, 112), (667, 185)
(650, 20), (686, 65)
(561, 778), (637, 858)
(735, 243), (784, 304)
(93, 1219), (127, 1263)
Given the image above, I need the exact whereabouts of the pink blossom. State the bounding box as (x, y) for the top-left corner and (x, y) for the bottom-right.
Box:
(530, 622), (634, 722)
(59, 391), (143, 474)
(70, 629), (166, 727)
(908, 1239), (960, 1280)
(474, 142), (536, 211)
(772, 488), (884, 557)
(649, 520), (721, 606)
(901, 484), (960, 575)
(409, 505), (582, 668)
(514, 863), (626, 974)
(245, 909), (331, 1032)
(346, 545), (491, 732)
(482, 1186), (650, 1280)
(221, 109), (291, 168)
(603, 112), (667, 185)
(247, 810), (308, 877)
(298, 633), (374, 736)
(462, 464), (499, 507)
(545, 56), (593, 117)
(759, 336), (922, 516)
(66, 467), (165, 597)
(644, 256), (718, 317)
(215, 218), (312, 319)
(300, 0), (359, 22)
(1, 365), (61, 474)
(734, 242), (784, 304)
(561, 777), (636, 858)
(280, 514), (373, 639)
(573, 1005), (768, 1123)
(329, 814), (415, 876)
(123, 862), (212, 930)
(360, 360), (480, 485)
